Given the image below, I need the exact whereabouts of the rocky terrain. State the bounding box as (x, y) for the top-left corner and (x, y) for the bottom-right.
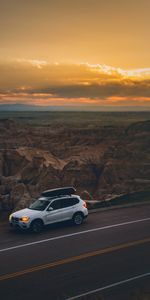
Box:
(0, 112), (150, 212)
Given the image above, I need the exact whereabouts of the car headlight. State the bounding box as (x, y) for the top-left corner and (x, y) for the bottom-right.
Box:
(9, 214), (13, 221)
(19, 216), (30, 223)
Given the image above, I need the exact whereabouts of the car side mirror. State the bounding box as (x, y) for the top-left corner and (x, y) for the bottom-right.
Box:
(47, 206), (53, 211)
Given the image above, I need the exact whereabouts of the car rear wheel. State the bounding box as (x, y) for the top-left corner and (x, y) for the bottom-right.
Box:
(73, 212), (84, 225)
(31, 220), (43, 233)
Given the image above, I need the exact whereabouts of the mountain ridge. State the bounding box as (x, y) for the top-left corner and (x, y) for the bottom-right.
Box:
(0, 104), (150, 112)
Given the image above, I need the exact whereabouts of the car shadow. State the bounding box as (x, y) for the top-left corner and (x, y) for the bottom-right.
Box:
(8, 220), (75, 236)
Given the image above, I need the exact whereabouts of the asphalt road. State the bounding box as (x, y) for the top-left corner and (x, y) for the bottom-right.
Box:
(0, 204), (150, 300)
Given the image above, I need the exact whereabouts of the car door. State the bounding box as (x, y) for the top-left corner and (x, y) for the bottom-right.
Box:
(61, 197), (79, 221)
(44, 199), (63, 225)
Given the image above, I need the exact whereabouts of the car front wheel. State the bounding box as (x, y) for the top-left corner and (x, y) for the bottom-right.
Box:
(73, 213), (84, 225)
(31, 220), (43, 233)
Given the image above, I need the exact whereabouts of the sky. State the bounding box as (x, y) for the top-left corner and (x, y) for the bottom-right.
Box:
(0, 0), (150, 110)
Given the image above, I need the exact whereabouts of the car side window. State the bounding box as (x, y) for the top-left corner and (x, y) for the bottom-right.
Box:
(72, 198), (79, 205)
(50, 199), (62, 210)
(62, 198), (79, 208)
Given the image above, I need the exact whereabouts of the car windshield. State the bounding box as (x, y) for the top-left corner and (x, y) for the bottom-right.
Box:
(29, 199), (50, 211)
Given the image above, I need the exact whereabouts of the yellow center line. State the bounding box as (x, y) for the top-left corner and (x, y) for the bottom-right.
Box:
(0, 237), (150, 281)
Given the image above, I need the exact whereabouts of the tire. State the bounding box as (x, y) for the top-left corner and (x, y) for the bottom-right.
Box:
(31, 220), (43, 233)
(73, 212), (84, 225)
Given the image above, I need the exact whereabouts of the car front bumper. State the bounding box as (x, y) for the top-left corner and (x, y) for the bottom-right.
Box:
(9, 220), (31, 230)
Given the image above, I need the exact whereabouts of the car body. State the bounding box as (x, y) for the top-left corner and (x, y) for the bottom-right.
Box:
(9, 194), (88, 233)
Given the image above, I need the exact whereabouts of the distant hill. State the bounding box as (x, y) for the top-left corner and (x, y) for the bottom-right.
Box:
(0, 104), (88, 111)
(0, 104), (40, 111)
(0, 104), (83, 111)
(0, 104), (150, 112)
(0, 104), (78, 111)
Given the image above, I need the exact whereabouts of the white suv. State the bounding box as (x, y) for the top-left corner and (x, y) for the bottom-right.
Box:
(9, 187), (88, 233)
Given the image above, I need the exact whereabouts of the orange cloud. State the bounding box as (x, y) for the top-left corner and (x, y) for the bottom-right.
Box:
(0, 60), (150, 109)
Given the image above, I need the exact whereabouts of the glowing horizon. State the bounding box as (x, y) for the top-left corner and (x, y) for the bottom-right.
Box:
(0, 60), (150, 109)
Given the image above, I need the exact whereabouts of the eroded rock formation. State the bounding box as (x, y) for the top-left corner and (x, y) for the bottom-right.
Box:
(0, 118), (149, 211)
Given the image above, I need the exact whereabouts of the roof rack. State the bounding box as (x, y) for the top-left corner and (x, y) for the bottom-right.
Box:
(41, 187), (76, 198)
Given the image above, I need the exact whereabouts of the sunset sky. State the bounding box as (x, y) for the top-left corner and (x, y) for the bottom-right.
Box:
(0, 0), (150, 109)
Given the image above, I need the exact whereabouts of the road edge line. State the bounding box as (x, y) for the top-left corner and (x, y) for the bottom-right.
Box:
(66, 272), (150, 300)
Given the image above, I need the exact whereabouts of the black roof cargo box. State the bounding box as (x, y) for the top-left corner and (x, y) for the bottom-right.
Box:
(41, 187), (76, 198)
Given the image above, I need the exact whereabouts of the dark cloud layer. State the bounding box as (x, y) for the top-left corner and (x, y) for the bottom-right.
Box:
(0, 61), (150, 106)
(38, 80), (150, 99)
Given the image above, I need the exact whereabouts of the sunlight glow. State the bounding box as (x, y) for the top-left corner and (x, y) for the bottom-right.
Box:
(16, 59), (48, 69)
(84, 63), (150, 78)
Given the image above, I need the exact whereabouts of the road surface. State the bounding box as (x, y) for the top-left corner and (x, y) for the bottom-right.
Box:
(0, 204), (150, 300)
